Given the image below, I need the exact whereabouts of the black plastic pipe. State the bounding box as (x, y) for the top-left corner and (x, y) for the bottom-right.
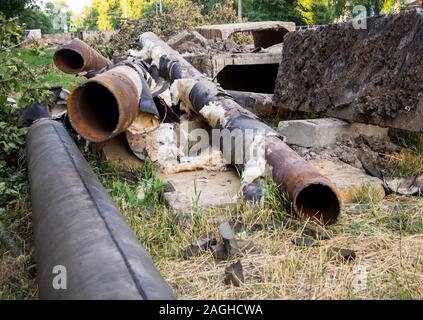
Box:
(27, 119), (175, 300)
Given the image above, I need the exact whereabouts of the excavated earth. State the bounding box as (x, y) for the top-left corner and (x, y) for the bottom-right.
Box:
(274, 10), (423, 132)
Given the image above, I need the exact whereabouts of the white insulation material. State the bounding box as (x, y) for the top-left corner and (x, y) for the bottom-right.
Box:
(199, 101), (228, 128)
(241, 133), (268, 185)
(170, 79), (197, 113)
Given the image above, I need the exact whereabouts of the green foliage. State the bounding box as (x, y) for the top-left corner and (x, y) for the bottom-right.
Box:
(0, 14), (51, 208)
(149, 0), (205, 38)
(82, 7), (100, 30)
(242, 0), (304, 24)
(0, 0), (32, 18)
(19, 8), (54, 34)
(0, 15), (24, 49)
(206, 0), (239, 24)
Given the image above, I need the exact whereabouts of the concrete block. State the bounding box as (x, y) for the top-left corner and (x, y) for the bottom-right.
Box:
(309, 159), (385, 203)
(197, 21), (295, 41)
(274, 10), (423, 132)
(167, 30), (208, 49)
(91, 137), (144, 172)
(25, 29), (42, 40)
(159, 170), (240, 213)
(278, 118), (388, 148)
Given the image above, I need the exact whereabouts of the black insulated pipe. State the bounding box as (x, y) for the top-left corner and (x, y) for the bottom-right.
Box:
(26, 119), (175, 300)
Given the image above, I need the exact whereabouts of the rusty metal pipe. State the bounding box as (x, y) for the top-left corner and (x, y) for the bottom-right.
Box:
(227, 90), (288, 118)
(265, 135), (340, 223)
(140, 32), (341, 224)
(68, 65), (141, 142)
(54, 39), (112, 74)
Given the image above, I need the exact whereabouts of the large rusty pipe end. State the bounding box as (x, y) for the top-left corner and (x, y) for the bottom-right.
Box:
(54, 39), (112, 74)
(265, 135), (341, 225)
(68, 66), (141, 142)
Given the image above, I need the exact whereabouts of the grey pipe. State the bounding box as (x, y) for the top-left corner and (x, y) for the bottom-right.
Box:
(27, 119), (175, 300)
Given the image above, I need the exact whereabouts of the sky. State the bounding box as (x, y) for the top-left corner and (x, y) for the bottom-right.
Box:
(36, 0), (93, 14)
(66, 0), (93, 13)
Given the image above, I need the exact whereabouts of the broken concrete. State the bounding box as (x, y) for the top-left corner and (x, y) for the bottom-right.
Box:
(308, 159), (385, 203)
(167, 30), (208, 50)
(274, 10), (423, 132)
(197, 21), (295, 47)
(278, 118), (388, 148)
(91, 137), (144, 172)
(159, 170), (240, 213)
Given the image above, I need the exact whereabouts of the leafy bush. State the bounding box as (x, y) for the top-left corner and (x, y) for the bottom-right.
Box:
(0, 14), (50, 208)
(87, 0), (240, 59)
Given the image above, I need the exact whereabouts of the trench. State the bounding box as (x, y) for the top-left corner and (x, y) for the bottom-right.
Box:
(216, 64), (279, 94)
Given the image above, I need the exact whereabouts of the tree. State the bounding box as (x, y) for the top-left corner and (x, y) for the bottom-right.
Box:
(20, 8), (53, 34)
(0, 0), (32, 18)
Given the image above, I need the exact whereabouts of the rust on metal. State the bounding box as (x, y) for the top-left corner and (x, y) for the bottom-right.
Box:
(54, 38), (112, 74)
(68, 64), (141, 142)
(139, 32), (341, 224)
(265, 135), (340, 224)
(227, 90), (287, 117)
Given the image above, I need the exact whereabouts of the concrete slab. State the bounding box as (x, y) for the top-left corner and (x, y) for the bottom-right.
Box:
(274, 10), (423, 132)
(158, 170), (240, 213)
(212, 51), (281, 78)
(308, 159), (385, 203)
(167, 30), (208, 49)
(197, 21), (295, 42)
(91, 137), (144, 172)
(278, 118), (388, 148)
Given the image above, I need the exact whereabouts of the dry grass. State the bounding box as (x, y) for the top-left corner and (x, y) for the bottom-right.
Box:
(96, 155), (422, 300)
(0, 194), (38, 299)
(155, 195), (422, 300)
(1, 152), (422, 300)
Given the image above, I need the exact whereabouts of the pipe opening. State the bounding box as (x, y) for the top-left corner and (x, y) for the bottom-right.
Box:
(69, 82), (119, 141)
(295, 184), (340, 225)
(54, 49), (84, 73)
(216, 64), (279, 94)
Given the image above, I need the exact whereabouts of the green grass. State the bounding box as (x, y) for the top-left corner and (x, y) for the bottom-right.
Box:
(14, 48), (83, 91)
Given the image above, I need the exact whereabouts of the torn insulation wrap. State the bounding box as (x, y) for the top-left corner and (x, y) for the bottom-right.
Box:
(139, 32), (341, 224)
(68, 61), (161, 142)
(27, 119), (175, 300)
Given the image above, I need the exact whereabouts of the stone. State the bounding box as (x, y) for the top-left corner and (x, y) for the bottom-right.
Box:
(308, 159), (385, 203)
(182, 237), (217, 259)
(224, 260), (244, 286)
(278, 118), (388, 148)
(25, 29), (42, 40)
(167, 30), (208, 49)
(292, 237), (317, 247)
(329, 247), (356, 261)
(274, 10), (423, 132)
(91, 137), (144, 172)
(159, 170), (240, 213)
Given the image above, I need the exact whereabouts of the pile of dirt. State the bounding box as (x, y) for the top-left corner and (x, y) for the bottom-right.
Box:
(168, 30), (252, 55)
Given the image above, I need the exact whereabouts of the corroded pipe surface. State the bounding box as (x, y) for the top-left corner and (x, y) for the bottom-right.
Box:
(68, 64), (141, 142)
(265, 135), (340, 223)
(27, 119), (175, 300)
(54, 39), (112, 74)
(140, 32), (341, 224)
(227, 90), (288, 118)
